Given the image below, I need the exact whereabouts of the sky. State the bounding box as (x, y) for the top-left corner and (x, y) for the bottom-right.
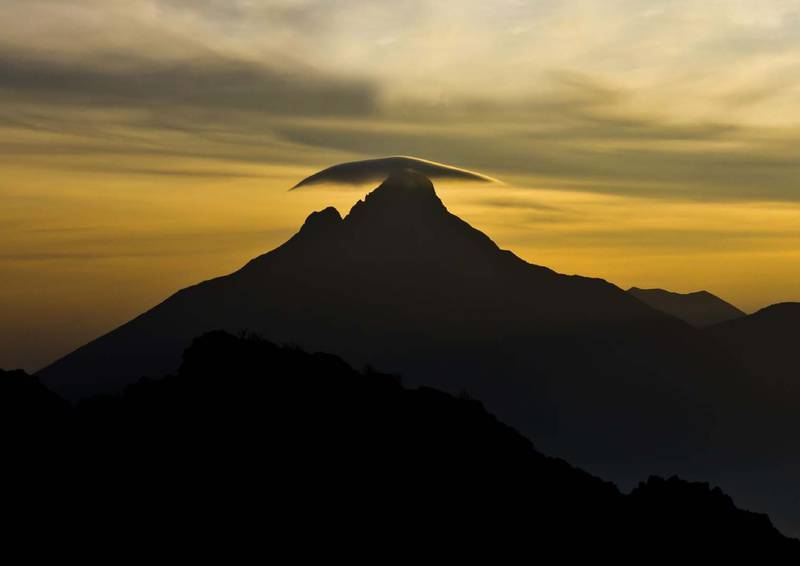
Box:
(2, 0), (800, 371)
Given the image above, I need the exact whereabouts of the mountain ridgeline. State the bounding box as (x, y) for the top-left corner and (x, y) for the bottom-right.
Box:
(4, 332), (798, 554)
(37, 169), (800, 536)
(628, 287), (745, 327)
(707, 302), (800, 394)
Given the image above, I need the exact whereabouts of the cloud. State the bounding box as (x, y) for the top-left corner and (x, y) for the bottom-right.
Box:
(57, 164), (274, 179)
(290, 156), (499, 189)
(3, 1), (800, 202)
(0, 48), (378, 117)
(477, 198), (562, 213)
(273, 108), (800, 202)
(1, 226), (294, 262)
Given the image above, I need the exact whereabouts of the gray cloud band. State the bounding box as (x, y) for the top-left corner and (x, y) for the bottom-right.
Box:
(0, 49), (377, 117)
(2, 38), (800, 202)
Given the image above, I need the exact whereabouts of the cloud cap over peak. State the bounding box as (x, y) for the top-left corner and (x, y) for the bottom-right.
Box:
(290, 156), (501, 190)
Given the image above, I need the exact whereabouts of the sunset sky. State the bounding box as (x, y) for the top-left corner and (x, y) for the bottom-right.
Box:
(2, 0), (800, 371)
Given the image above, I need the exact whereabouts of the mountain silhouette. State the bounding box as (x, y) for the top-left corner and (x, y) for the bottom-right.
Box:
(708, 302), (799, 387)
(0, 368), (69, 428)
(7, 332), (800, 554)
(629, 286), (745, 327)
(36, 168), (800, 535)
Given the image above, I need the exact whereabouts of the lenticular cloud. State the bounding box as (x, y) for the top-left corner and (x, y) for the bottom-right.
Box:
(290, 156), (500, 189)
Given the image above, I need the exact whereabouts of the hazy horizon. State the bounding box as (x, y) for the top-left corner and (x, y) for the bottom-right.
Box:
(2, 0), (800, 371)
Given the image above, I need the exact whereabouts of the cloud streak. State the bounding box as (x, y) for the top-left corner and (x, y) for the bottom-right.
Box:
(0, 48), (378, 117)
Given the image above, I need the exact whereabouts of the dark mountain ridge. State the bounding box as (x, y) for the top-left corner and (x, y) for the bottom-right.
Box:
(707, 302), (800, 388)
(628, 286), (745, 327)
(6, 332), (799, 553)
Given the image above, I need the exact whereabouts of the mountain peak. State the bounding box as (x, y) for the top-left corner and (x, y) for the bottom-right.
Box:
(345, 170), (447, 225)
(368, 169), (440, 206)
(300, 206), (342, 232)
(377, 168), (436, 195)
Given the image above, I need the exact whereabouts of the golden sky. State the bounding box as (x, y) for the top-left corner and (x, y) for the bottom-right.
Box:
(2, 0), (800, 371)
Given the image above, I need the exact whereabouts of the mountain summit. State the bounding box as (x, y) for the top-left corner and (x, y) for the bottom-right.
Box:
(343, 168), (450, 227)
(359, 168), (439, 205)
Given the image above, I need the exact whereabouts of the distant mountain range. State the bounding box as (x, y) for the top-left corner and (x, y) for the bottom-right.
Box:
(628, 287), (745, 327)
(5, 332), (798, 553)
(35, 169), (800, 536)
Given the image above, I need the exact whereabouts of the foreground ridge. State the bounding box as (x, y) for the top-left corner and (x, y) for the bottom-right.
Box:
(4, 331), (798, 554)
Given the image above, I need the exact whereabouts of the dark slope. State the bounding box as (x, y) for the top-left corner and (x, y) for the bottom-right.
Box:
(8, 333), (800, 554)
(0, 368), (69, 429)
(705, 304), (800, 537)
(36, 170), (796, 533)
(629, 286), (745, 327)
(708, 302), (800, 388)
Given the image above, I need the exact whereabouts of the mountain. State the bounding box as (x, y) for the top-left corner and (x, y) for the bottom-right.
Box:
(36, 168), (799, 535)
(0, 368), (69, 429)
(628, 287), (745, 327)
(38, 170), (730, 446)
(8, 332), (799, 554)
(707, 302), (800, 385)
